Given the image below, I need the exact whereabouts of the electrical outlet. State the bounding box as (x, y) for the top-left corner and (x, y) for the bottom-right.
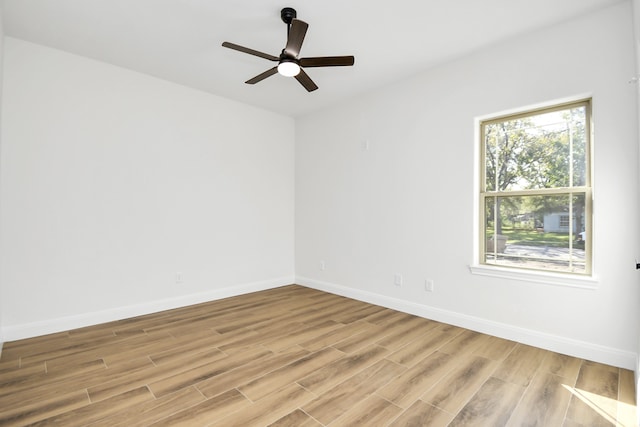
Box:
(176, 272), (183, 284)
(425, 279), (434, 292)
(394, 273), (403, 287)
(320, 260), (326, 271)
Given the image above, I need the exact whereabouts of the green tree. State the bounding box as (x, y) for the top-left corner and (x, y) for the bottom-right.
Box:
(484, 106), (587, 239)
(524, 107), (587, 239)
(484, 118), (536, 234)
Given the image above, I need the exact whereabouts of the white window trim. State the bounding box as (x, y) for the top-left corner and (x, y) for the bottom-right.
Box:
(469, 264), (598, 289)
(471, 95), (595, 287)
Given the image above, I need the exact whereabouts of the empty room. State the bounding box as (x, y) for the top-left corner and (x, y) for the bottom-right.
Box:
(1, 0), (640, 425)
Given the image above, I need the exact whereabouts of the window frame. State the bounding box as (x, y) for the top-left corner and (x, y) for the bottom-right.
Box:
(478, 98), (593, 277)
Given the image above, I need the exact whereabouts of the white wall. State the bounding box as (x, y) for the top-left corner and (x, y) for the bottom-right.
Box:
(0, 38), (295, 339)
(0, 3), (5, 353)
(296, 2), (640, 369)
(632, 0), (640, 413)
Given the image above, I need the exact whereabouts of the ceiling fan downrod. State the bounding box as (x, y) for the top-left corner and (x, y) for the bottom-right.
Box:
(281, 7), (297, 40)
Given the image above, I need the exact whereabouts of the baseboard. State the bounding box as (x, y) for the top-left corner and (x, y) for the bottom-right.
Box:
(2, 276), (294, 342)
(296, 276), (637, 370)
(5, 275), (635, 371)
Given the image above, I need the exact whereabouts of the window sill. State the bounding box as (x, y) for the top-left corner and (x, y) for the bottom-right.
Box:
(468, 264), (598, 289)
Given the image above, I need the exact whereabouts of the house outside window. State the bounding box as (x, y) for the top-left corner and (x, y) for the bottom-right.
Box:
(480, 99), (592, 275)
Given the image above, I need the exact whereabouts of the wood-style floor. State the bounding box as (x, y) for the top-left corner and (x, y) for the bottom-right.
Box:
(0, 285), (636, 426)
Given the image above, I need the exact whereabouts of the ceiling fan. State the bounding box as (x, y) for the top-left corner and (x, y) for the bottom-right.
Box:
(222, 7), (355, 92)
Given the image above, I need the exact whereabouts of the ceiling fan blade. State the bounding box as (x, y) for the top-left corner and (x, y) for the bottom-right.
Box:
(245, 67), (278, 84)
(300, 56), (355, 68)
(295, 69), (318, 92)
(222, 42), (279, 62)
(284, 19), (308, 57)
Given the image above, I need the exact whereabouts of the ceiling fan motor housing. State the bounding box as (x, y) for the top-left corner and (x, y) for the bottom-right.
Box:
(281, 7), (297, 24)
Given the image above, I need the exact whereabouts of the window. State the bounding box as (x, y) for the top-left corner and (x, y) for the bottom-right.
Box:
(480, 99), (592, 275)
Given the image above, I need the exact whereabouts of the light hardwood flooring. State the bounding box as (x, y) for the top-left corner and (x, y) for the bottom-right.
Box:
(0, 285), (636, 426)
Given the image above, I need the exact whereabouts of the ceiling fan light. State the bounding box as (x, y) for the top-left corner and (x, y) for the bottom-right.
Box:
(278, 61), (300, 77)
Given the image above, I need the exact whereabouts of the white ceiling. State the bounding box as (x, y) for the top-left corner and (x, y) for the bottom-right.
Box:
(1, 0), (626, 117)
